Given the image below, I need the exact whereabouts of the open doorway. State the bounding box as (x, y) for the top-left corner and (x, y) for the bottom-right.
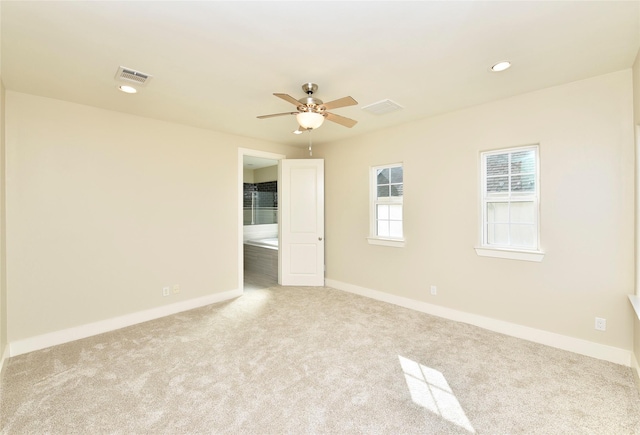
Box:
(238, 149), (285, 291)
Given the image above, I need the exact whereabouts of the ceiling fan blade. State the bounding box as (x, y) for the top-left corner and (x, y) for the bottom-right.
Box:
(321, 96), (358, 110)
(257, 112), (298, 119)
(274, 93), (302, 107)
(325, 112), (358, 128)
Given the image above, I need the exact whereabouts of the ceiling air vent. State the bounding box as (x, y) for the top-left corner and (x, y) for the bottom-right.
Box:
(115, 66), (152, 87)
(362, 99), (403, 115)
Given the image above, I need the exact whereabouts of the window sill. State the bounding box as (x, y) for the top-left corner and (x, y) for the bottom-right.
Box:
(474, 247), (544, 262)
(367, 237), (405, 248)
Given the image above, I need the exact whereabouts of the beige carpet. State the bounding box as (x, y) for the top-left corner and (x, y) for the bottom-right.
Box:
(1, 281), (639, 434)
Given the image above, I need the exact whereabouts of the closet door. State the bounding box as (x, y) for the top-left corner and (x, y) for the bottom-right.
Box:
(279, 159), (324, 286)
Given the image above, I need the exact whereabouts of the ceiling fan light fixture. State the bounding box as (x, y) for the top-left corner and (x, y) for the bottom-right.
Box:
(296, 111), (325, 129)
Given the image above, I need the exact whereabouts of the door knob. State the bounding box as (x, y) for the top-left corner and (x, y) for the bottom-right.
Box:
(318, 237), (323, 241)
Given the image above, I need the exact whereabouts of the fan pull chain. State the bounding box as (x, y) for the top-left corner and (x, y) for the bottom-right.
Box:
(308, 129), (313, 156)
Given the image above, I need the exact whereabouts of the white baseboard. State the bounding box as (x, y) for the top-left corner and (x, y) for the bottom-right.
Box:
(326, 279), (632, 367)
(9, 289), (242, 357)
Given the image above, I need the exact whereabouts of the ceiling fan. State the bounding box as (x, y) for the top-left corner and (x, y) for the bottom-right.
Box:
(257, 83), (358, 131)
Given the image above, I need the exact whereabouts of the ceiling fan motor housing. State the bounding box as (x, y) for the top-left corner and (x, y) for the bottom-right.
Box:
(298, 96), (324, 113)
(298, 83), (324, 113)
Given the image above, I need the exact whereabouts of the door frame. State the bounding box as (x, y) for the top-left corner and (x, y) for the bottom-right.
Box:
(237, 148), (286, 292)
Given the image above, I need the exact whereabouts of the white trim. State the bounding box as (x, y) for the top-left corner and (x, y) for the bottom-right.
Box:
(475, 247), (544, 262)
(238, 148), (285, 292)
(629, 294), (640, 321)
(326, 279), (631, 367)
(367, 237), (405, 248)
(9, 289), (242, 357)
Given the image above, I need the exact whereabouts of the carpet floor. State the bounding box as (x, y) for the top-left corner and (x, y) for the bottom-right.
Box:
(1, 278), (639, 434)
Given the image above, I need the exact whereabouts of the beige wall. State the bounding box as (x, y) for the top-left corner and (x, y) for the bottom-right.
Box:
(243, 168), (254, 183)
(243, 165), (278, 184)
(315, 70), (635, 350)
(0, 0), (6, 364)
(253, 165), (278, 183)
(633, 48), (640, 385)
(0, 81), (6, 362)
(5, 91), (303, 342)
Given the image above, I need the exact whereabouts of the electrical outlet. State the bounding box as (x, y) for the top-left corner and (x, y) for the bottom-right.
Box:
(430, 285), (437, 296)
(595, 317), (606, 331)
(173, 284), (180, 294)
(162, 286), (170, 297)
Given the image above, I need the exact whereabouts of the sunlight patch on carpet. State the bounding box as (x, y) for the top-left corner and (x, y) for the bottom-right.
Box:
(399, 355), (475, 433)
(219, 290), (272, 318)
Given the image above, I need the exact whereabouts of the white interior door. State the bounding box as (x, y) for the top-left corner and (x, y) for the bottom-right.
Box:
(279, 159), (324, 286)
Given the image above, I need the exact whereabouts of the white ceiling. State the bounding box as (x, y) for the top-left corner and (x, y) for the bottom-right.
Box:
(2, 1), (639, 148)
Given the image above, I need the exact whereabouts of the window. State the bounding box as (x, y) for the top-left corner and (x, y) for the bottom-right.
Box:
(477, 145), (543, 261)
(369, 163), (404, 247)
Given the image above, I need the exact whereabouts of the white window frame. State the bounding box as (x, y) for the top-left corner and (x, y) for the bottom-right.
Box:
(368, 163), (405, 248)
(475, 145), (544, 262)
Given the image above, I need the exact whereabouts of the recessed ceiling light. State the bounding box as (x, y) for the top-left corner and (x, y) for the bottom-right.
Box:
(118, 85), (138, 94)
(490, 61), (511, 72)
